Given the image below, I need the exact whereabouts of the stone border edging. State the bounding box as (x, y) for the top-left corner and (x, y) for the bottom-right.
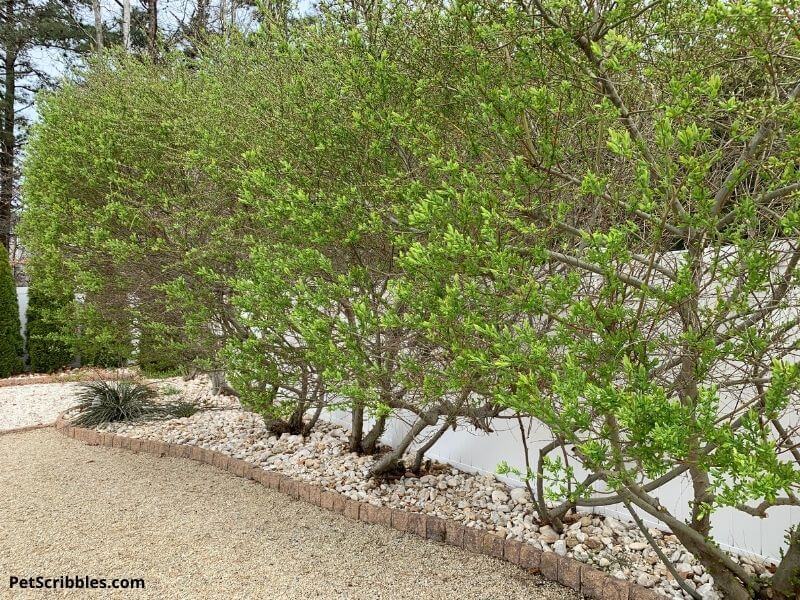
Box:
(54, 413), (661, 600)
(0, 423), (53, 436)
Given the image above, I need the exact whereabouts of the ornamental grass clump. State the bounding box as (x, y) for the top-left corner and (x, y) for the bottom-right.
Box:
(72, 379), (197, 426)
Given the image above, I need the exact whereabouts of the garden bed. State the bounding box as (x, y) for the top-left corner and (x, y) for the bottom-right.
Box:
(78, 376), (775, 600)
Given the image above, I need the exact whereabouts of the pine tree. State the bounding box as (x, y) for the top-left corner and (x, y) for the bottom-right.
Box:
(0, 244), (22, 376)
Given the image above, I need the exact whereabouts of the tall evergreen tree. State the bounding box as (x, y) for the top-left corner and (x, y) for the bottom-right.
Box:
(0, 243), (21, 376)
(26, 283), (71, 372)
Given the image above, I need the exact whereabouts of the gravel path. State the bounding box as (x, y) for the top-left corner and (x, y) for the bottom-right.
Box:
(0, 429), (577, 600)
(0, 383), (80, 432)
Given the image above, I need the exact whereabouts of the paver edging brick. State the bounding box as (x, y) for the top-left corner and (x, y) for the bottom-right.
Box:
(481, 530), (506, 559)
(504, 538), (523, 565)
(629, 584), (663, 600)
(265, 470), (281, 490)
(298, 481), (313, 503)
(541, 550), (560, 582)
(307, 483), (322, 506)
(463, 526), (483, 554)
(360, 503), (392, 527)
(343, 498), (360, 520)
(425, 515), (446, 543)
(444, 519), (465, 548)
(320, 490), (337, 511)
(520, 543), (543, 573)
(390, 507), (409, 532)
(53, 411), (659, 600)
(558, 554), (582, 591)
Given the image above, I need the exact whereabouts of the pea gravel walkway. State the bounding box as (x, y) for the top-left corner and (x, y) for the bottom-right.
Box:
(1, 429), (577, 600)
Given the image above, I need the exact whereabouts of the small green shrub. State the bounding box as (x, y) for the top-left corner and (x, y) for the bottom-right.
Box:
(74, 303), (133, 368)
(81, 346), (127, 368)
(159, 384), (181, 396)
(161, 401), (197, 419)
(0, 245), (23, 378)
(77, 329), (131, 368)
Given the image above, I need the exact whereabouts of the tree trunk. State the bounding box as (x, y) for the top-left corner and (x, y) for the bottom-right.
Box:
(361, 415), (386, 454)
(411, 420), (449, 473)
(0, 7), (15, 252)
(369, 411), (438, 477)
(267, 0), (289, 36)
(193, 0), (208, 41)
(625, 484), (754, 600)
(301, 400), (324, 437)
(286, 401), (306, 434)
(92, 0), (103, 50)
(680, 245), (714, 537)
(771, 527), (800, 599)
(147, 0), (157, 59)
(349, 403), (364, 453)
(122, 0), (131, 51)
(265, 417), (300, 436)
(219, 0), (227, 37)
(210, 370), (236, 396)
(680, 535), (752, 600)
(536, 438), (565, 532)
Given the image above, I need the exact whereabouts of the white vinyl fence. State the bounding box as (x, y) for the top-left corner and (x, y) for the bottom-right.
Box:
(325, 409), (794, 563)
(16, 287), (28, 353)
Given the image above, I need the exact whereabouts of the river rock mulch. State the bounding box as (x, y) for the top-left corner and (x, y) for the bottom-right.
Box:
(87, 376), (774, 600)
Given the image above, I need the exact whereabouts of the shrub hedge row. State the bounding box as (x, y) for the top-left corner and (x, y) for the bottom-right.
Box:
(17, 2), (800, 597)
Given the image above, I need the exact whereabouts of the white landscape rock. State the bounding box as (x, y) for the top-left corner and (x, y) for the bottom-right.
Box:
(510, 487), (529, 504)
(491, 489), (509, 503)
(675, 563), (694, 578)
(0, 382), (81, 431)
(637, 573), (657, 588)
(696, 582), (720, 600)
(539, 525), (560, 544)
